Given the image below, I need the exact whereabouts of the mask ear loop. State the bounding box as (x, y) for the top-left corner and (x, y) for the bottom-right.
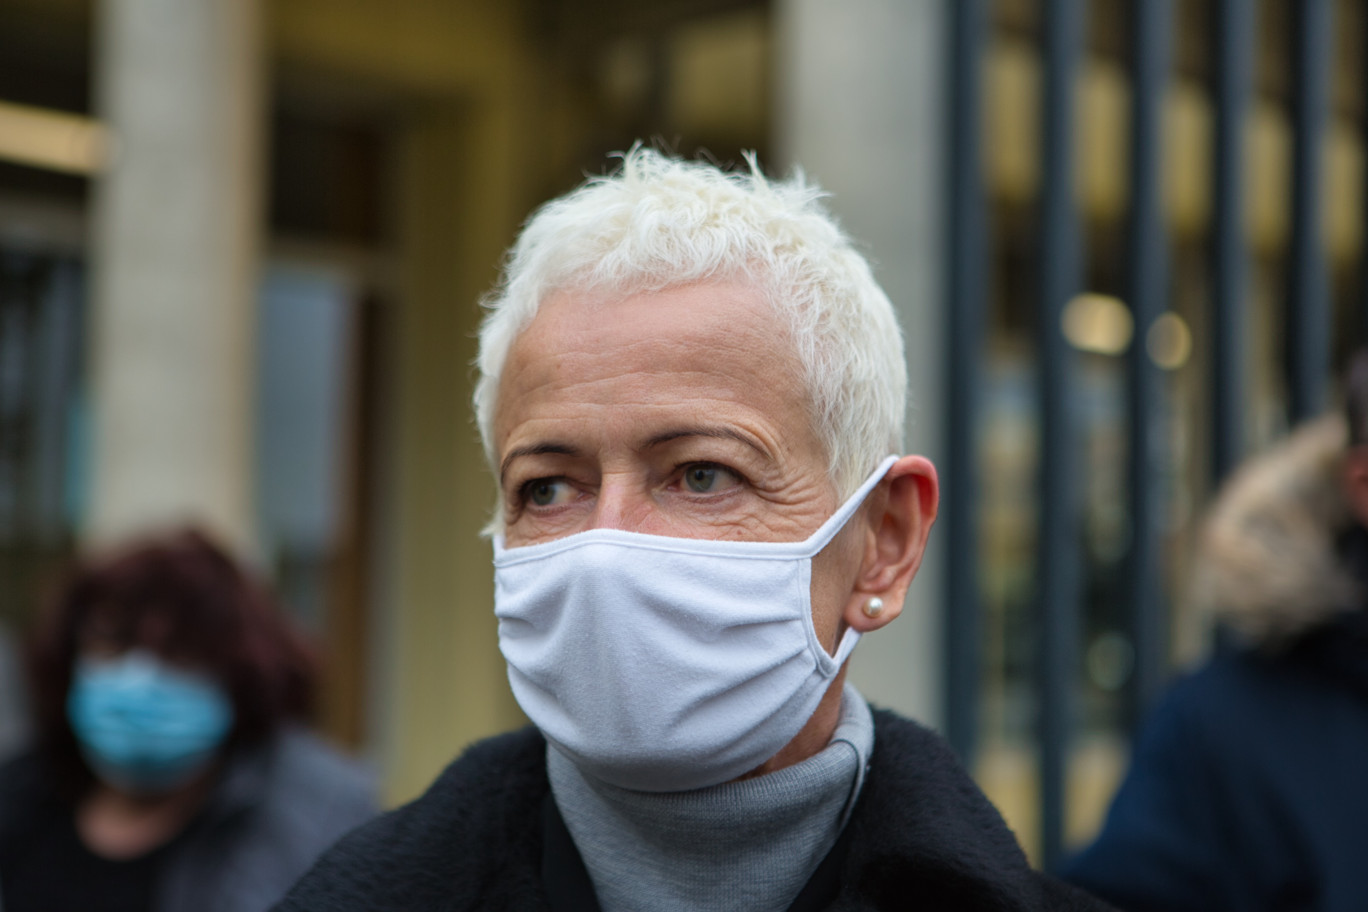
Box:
(827, 623), (862, 668)
(799, 455), (900, 558)
(803, 455), (900, 671)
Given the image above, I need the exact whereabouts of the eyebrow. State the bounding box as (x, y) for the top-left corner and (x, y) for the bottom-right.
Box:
(499, 442), (580, 483)
(498, 427), (770, 482)
(641, 426), (769, 458)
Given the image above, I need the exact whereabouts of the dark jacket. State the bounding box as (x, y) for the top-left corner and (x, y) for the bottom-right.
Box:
(0, 728), (378, 912)
(276, 709), (1110, 911)
(1065, 417), (1368, 912)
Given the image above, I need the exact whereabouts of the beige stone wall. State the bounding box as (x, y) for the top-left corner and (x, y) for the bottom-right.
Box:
(267, 0), (537, 803)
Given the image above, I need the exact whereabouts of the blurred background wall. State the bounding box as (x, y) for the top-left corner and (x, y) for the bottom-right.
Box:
(0, 0), (1364, 868)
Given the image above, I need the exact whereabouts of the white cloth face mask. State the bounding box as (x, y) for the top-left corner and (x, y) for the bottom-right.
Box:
(493, 455), (898, 792)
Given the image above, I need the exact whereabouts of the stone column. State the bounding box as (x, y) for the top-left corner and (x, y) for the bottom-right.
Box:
(774, 0), (949, 728)
(378, 91), (528, 805)
(87, 0), (264, 553)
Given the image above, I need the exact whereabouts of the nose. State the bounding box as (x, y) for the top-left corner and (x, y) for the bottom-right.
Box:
(589, 473), (651, 533)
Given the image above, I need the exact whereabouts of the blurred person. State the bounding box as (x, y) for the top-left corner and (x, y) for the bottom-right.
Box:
(0, 621), (29, 759)
(1063, 353), (1368, 911)
(277, 148), (1110, 911)
(0, 528), (378, 912)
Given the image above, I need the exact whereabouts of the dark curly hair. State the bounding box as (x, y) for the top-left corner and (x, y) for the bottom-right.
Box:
(27, 527), (317, 793)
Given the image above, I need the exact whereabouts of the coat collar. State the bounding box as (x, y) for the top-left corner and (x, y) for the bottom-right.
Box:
(1196, 416), (1365, 648)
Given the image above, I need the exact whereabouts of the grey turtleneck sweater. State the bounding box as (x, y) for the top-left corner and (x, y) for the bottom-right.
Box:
(546, 683), (875, 912)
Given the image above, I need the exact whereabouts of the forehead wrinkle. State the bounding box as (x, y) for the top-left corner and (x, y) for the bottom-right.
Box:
(515, 282), (802, 373)
(495, 282), (821, 468)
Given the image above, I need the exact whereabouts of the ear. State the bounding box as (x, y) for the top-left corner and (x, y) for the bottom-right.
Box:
(1343, 448), (1368, 527)
(843, 455), (939, 633)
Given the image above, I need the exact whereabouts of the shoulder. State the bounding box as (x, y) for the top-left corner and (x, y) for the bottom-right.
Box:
(155, 733), (381, 912)
(859, 709), (1029, 864)
(866, 708), (959, 765)
(0, 749), (74, 882)
(0, 748), (50, 838)
(0, 627), (28, 758)
(864, 709), (1020, 838)
(1135, 651), (1338, 764)
(0, 748), (44, 797)
(0, 748), (60, 826)
(1059, 654), (1339, 911)
(265, 729), (379, 821)
(846, 710), (1111, 911)
(1065, 656), (1276, 850)
(365, 724), (547, 833)
(273, 726), (549, 912)
(207, 728), (379, 845)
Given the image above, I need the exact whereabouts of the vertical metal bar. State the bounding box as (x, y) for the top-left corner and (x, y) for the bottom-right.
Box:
(1362, 0), (1368, 350)
(1125, 0), (1173, 729)
(1286, 0), (1333, 423)
(33, 261), (81, 544)
(943, 0), (987, 766)
(1036, 0), (1085, 873)
(1211, 0), (1255, 483)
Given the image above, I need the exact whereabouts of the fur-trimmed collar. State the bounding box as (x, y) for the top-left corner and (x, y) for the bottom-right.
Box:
(1195, 415), (1364, 647)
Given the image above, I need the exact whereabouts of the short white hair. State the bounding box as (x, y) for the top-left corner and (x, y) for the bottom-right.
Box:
(474, 147), (906, 511)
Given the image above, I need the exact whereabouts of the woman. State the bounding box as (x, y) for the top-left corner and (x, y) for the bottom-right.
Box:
(278, 148), (1110, 910)
(0, 528), (377, 912)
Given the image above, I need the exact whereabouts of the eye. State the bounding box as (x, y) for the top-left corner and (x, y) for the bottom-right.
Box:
(682, 463), (740, 494)
(524, 477), (574, 507)
(78, 614), (132, 656)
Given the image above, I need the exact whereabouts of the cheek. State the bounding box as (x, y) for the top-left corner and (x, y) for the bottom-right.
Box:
(807, 523), (865, 651)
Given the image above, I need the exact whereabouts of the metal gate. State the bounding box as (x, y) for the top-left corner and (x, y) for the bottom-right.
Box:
(942, 0), (1366, 869)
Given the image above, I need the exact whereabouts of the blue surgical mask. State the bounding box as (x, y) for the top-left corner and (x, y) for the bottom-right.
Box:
(67, 649), (234, 793)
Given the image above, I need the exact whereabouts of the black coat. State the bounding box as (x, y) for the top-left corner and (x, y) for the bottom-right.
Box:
(276, 709), (1110, 911)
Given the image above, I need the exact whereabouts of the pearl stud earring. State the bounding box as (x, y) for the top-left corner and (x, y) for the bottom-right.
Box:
(863, 596), (885, 618)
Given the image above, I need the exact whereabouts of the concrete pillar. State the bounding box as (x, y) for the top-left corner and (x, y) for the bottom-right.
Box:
(775, 0), (949, 728)
(378, 92), (528, 805)
(87, 0), (264, 553)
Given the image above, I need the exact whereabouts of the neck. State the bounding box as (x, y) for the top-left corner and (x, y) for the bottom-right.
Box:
(77, 763), (218, 860)
(739, 666), (848, 780)
(548, 682), (875, 912)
